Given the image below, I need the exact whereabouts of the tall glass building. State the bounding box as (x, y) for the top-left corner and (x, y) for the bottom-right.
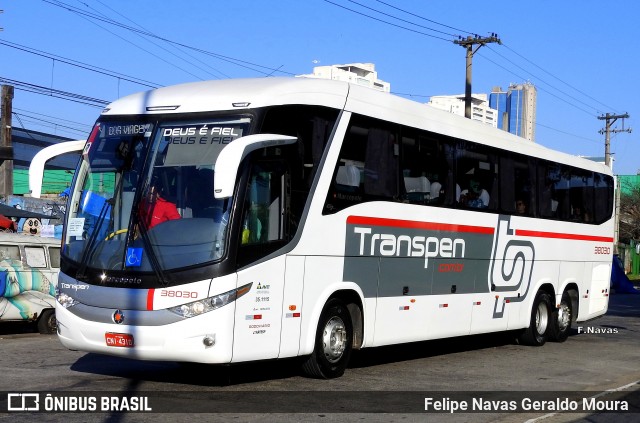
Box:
(489, 83), (537, 142)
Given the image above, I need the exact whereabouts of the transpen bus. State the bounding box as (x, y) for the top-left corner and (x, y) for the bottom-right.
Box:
(56, 77), (614, 378)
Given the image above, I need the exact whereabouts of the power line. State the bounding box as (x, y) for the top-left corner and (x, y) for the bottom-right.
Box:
(484, 45), (605, 116)
(85, 0), (231, 80)
(534, 121), (600, 145)
(321, 0), (451, 42)
(0, 40), (161, 88)
(0, 76), (109, 108)
(324, 1), (616, 122)
(475, 54), (596, 116)
(13, 112), (89, 135)
(343, 0), (458, 37)
(502, 43), (619, 114)
(372, 0), (474, 35)
(53, 2), (208, 82)
(41, 0), (295, 76)
(13, 107), (93, 129)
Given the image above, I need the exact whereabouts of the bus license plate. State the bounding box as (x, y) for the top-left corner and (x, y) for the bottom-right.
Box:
(105, 332), (134, 348)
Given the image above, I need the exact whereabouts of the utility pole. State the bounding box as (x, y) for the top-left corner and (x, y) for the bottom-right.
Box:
(0, 84), (14, 199)
(598, 113), (631, 168)
(454, 34), (501, 119)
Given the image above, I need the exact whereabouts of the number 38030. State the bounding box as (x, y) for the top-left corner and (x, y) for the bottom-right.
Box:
(160, 290), (198, 298)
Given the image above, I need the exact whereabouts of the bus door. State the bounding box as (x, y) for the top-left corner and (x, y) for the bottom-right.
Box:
(232, 154), (302, 362)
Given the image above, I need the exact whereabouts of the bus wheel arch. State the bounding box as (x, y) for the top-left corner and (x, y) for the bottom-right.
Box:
(519, 286), (554, 346)
(302, 290), (363, 378)
(333, 289), (364, 350)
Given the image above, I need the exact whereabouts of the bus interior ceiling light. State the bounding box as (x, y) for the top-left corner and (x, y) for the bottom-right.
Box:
(232, 102), (250, 108)
(146, 105), (180, 111)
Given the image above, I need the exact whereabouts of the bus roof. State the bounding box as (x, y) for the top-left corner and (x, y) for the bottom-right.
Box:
(102, 77), (349, 116)
(102, 77), (611, 176)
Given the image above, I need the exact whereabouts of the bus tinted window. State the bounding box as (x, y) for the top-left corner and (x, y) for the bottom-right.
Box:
(323, 113), (613, 224)
(324, 115), (399, 214)
(400, 131), (452, 206)
(456, 140), (498, 210)
(500, 153), (535, 216)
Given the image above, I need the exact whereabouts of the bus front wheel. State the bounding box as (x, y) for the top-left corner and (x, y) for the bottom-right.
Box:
(302, 298), (353, 379)
(519, 290), (552, 346)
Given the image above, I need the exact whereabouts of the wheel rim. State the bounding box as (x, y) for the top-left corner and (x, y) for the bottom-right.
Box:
(557, 302), (571, 331)
(322, 316), (347, 363)
(48, 314), (57, 332)
(535, 301), (549, 335)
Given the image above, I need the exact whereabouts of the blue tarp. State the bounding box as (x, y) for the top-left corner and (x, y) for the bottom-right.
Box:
(611, 255), (639, 294)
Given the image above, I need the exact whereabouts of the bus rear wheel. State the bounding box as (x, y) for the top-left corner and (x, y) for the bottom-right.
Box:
(519, 290), (552, 346)
(302, 299), (353, 379)
(549, 292), (573, 342)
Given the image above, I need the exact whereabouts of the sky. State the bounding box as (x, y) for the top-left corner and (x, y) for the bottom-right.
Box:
(1, 0), (638, 175)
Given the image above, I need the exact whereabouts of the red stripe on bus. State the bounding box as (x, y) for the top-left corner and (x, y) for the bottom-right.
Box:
(346, 216), (494, 235)
(515, 229), (613, 243)
(147, 289), (154, 310)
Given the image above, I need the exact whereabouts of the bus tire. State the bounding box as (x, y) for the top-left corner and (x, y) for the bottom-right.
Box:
(519, 290), (552, 346)
(549, 292), (573, 342)
(37, 309), (57, 334)
(302, 298), (353, 379)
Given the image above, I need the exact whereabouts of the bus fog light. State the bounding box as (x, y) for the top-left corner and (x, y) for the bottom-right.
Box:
(203, 335), (215, 347)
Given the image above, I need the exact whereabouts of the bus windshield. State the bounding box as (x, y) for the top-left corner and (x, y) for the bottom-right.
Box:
(63, 117), (250, 279)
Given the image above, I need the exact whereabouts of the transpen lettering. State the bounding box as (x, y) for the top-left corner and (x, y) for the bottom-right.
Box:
(353, 227), (465, 268)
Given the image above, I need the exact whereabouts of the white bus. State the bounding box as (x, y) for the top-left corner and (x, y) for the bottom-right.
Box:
(56, 78), (614, 378)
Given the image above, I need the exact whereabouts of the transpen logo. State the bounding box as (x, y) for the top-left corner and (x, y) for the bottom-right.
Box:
(352, 227), (466, 268)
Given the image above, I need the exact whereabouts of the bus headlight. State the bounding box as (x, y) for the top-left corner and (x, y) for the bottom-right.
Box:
(56, 292), (79, 309)
(167, 283), (252, 318)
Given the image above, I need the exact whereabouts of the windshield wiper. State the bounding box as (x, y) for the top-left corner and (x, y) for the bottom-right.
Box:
(134, 212), (170, 286)
(76, 197), (113, 281)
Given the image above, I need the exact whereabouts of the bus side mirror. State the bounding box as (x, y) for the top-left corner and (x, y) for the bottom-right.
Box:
(213, 134), (297, 199)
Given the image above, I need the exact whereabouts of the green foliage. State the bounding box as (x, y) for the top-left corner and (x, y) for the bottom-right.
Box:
(619, 179), (640, 243)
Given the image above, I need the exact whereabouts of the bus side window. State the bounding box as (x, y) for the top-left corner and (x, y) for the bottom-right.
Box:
(400, 132), (450, 206)
(323, 115), (398, 214)
(456, 140), (498, 210)
(500, 154), (534, 216)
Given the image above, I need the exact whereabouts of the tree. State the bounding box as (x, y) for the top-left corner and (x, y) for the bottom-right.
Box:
(618, 180), (640, 244)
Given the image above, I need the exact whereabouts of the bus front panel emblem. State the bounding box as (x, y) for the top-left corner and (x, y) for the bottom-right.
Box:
(112, 309), (125, 324)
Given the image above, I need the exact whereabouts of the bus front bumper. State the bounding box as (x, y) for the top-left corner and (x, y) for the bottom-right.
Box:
(55, 303), (235, 364)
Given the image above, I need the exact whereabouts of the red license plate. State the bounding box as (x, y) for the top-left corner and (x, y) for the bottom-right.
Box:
(105, 332), (134, 348)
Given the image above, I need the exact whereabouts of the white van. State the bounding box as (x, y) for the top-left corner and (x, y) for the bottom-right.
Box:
(0, 233), (60, 333)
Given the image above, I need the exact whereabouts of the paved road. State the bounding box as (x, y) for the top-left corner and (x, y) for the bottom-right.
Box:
(0, 292), (639, 422)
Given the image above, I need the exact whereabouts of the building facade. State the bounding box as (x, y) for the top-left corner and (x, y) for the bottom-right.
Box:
(427, 94), (498, 127)
(9, 128), (80, 195)
(298, 63), (390, 92)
